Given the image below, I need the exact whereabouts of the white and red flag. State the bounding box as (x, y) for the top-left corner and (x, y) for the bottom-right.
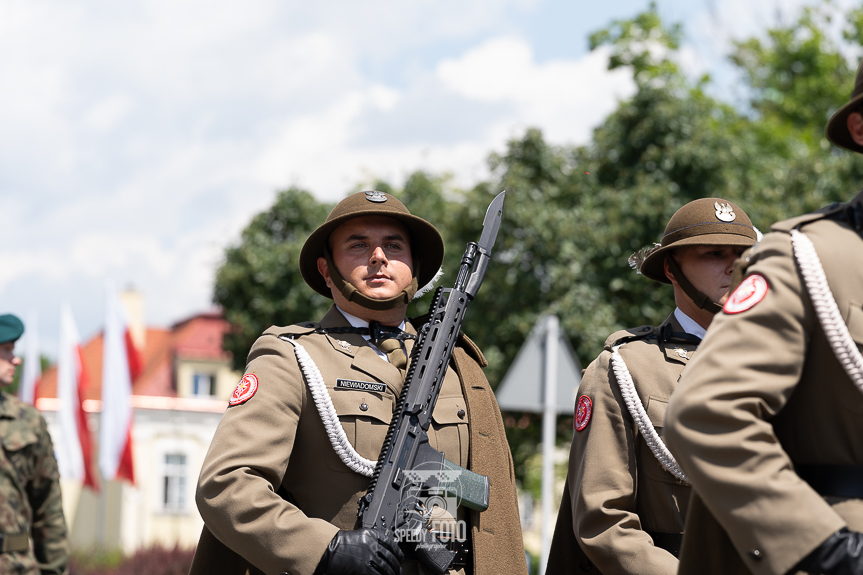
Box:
(99, 283), (140, 485)
(18, 310), (41, 405)
(56, 304), (99, 490)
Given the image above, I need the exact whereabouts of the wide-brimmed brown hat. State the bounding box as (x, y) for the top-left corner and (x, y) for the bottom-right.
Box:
(637, 198), (757, 284)
(299, 190), (444, 298)
(826, 57), (863, 153)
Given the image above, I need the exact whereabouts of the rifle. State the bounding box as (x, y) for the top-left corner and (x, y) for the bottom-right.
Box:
(357, 191), (506, 574)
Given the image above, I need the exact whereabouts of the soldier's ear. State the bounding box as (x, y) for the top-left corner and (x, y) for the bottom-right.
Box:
(663, 255), (677, 284)
(847, 112), (863, 146)
(317, 257), (332, 287)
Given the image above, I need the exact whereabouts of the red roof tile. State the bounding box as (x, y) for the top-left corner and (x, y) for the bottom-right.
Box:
(37, 312), (232, 400)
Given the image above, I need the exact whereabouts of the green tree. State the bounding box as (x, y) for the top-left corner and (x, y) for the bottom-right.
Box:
(212, 1), (863, 491)
(731, 1), (852, 148)
(213, 187), (333, 370)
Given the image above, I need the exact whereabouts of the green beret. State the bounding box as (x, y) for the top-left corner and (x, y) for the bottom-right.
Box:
(0, 314), (24, 344)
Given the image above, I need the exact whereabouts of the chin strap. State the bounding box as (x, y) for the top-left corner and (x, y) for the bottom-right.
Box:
(324, 250), (418, 311)
(665, 255), (723, 315)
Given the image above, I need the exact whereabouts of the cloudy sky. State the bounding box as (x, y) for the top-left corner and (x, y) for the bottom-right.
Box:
(0, 0), (838, 358)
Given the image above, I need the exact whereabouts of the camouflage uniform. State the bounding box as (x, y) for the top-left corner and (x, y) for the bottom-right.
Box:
(0, 391), (68, 575)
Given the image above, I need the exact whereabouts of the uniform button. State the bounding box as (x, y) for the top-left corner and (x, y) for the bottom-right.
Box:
(457, 409), (466, 419)
(360, 403), (369, 411)
(748, 549), (763, 561)
(579, 559), (593, 571)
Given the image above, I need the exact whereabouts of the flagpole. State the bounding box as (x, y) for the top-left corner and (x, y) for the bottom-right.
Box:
(539, 315), (558, 575)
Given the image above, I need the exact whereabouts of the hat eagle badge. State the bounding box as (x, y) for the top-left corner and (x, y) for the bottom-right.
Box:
(715, 202), (736, 222)
(365, 191), (388, 203)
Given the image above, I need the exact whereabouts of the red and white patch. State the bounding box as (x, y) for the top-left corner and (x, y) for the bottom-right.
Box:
(229, 373), (259, 406)
(575, 395), (593, 431)
(723, 274), (769, 314)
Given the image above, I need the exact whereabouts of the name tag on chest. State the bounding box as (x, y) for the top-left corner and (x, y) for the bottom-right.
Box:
(335, 379), (387, 393)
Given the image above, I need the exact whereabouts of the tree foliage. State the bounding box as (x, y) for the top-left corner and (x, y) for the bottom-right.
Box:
(212, 2), (863, 486)
(214, 188), (333, 370)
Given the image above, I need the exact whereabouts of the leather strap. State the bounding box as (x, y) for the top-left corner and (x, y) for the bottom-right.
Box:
(665, 255), (723, 314)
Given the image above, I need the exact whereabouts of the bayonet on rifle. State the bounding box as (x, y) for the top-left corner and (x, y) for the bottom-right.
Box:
(357, 191), (505, 575)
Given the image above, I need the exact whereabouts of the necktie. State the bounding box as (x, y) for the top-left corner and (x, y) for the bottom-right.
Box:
(375, 337), (407, 372)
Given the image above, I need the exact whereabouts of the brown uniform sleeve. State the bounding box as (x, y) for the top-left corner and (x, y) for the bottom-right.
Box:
(567, 351), (678, 574)
(196, 334), (339, 575)
(664, 232), (846, 575)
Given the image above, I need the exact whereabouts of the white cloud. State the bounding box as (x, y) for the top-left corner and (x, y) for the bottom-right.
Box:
(437, 37), (635, 143)
(0, 0), (638, 357)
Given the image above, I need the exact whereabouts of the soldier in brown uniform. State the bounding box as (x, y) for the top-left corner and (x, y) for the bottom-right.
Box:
(191, 192), (527, 575)
(546, 199), (758, 574)
(664, 61), (863, 575)
(0, 314), (69, 575)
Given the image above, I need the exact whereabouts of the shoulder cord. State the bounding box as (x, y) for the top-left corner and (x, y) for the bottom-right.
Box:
(610, 344), (689, 483)
(279, 336), (376, 477)
(790, 229), (863, 391)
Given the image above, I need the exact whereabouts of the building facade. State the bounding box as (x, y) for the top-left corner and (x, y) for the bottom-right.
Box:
(36, 310), (240, 553)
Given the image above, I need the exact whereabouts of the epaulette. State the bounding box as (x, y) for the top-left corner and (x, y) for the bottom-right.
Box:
(270, 321), (416, 342)
(605, 324), (701, 350)
(604, 325), (657, 349)
(771, 211), (829, 233)
(772, 198), (863, 233)
(265, 322), (319, 340)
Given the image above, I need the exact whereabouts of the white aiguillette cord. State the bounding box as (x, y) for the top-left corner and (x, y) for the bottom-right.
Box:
(279, 335), (376, 477)
(791, 229), (863, 392)
(610, 345), (689, 483)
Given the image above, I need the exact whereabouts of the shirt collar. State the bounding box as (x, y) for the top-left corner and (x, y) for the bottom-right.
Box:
(674, 307), (706, 340)
(335, 307), (406, 333)
(335, 306), (407, 363)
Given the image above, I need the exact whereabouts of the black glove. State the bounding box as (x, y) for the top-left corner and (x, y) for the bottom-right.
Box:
(314, 528), (404, 575)
(795, 528), (863, 575)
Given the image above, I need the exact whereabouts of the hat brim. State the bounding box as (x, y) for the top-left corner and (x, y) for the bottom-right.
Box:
(826, 92), (863, 153)
(299, 210), (444, 299)
(640, 233), (757, 284)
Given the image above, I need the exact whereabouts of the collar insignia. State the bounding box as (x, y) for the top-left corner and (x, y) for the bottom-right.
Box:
(365, 191), (387, 203)
(715, 202), (736, 222)
(338, 340), (351, 351)
(676, 347), (690, 360)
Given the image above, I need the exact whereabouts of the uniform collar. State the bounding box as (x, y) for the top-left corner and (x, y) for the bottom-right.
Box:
(659, 312), (699, 364)
(320, 306), (408, 394)
(673, 307), (707, 339)
(0, 392), (17, 419)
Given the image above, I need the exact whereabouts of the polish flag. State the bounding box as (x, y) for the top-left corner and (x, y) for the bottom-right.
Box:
(18, 311), (41, 405)
(56, 304), (99, 491)
(99, 283), (139, 484)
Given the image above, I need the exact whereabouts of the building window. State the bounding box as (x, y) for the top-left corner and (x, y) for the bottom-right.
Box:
(193, 372), (217, 397)
(163, 454), (187, 512)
